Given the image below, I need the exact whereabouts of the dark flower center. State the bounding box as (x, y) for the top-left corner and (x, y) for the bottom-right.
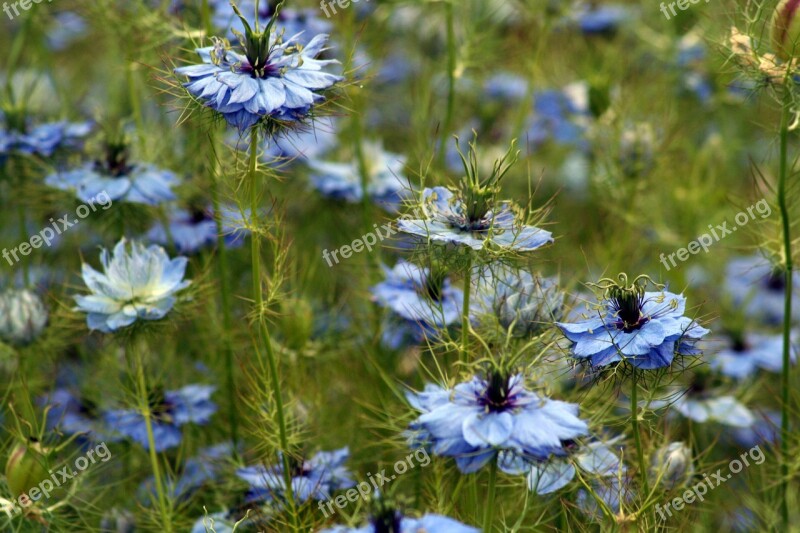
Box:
(286, 454), (311, 477)
(78, 397), (100, 418)
(416, 269), (446, 302)
(96, 141), (132, 177)
(479, 372), (512, 412)
(371, 507), (403, 533)
(148, 387), (174, 422)
(190, 207), (210, 224)
(765, 270), (786, 292)
(608, 287), (649, 333)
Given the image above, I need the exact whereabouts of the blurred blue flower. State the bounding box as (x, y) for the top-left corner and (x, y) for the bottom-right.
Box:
(371, 261), (463, 347)
(104, 384), (217, 452)
(484, 73), (529, 101)
(653, 390), (755, 428)
(725, 255), (800, 324)
(40, 388), (115, 443)
(569, 3), (630, 34)
(309, 141), (409, 211)
(708, 332), (797, 379)
(175, 9), (342, 132)
(406, 373), (589, 473)
(263, 116), (338, 162)
(731, 410), (780, 447)
(0, 112), (90, 159)
(398, 187), (553, 251)
(557, 279), (709, 369)
(526, 83), (590, 151)
(147, 207), (219, 254)
(45, 160), (179, 206)
(321, 512), (479, 533)
(237, 447), (354, 505)
(576, 475), (634, 520)
(74, 238), (191, 333)
(47, 11), (88, 50)
(141, 442), (233, 501)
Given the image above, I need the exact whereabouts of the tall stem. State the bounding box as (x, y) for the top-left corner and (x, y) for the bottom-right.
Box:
(483, 459), (498, 531)
(130, 343), (171, 532)
(778, 88), (794, 530)
(247, 130), (297, 528)
(631, 371), (649, 497)
(461, 254), (472, 359)
(439, 1), (456, 169)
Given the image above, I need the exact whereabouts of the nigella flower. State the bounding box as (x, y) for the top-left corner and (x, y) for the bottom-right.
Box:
(0, 288), (48, 345)
(483, 73), (529, 102)
(321, 506), (479, 533)
(45, 139), (178, 206)
(40, 389), (114, 443)
(370, 261), (463, 348)
(480, 266), (564, 337)
(708, 331), (797, 379)
(74, 238), (191, 333)
(211, 0), (332, 46)
(568, 2), (631, 34)
(499, 439), (622, 496)
(725, 255), (800, 324)
(0, 109), (90, 159)
(556, 274), (709, 370)
(146, 207), (219, 254)
(406, 372), (589, 473)
(236, 447), (354, 505)
(731, 409), (780, 447)
(650, 442), (693, 490)
(308, 141), (409, 211)
(651, 378), (755, 428)
(576, 475), (634, 520)
(141, 442), (233, 501)
(525, 83), (591, 151)
(174, 4), (343, 132)
(104, 385), (217, 452)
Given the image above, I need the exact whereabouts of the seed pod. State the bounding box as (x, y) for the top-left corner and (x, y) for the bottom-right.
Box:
(4, 440), (50, 499)
(651, 441), (694, 489)
(772, 0), (800, 61)
(0, 289), (48, 345)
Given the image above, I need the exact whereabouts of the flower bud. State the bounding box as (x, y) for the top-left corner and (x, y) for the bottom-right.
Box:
(772, 0), (800, 61)
(4, 440), (50, 499)
(0, 289), (48, 345)
(651, 442), (694, 489)
(494, 273), (564, 337)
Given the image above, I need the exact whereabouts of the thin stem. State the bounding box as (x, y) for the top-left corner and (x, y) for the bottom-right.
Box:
(778, 88), (794, 530)
(439, 1), (456, 169)
(17, 205), (29, 286)
(631, 371), (649, 497)
(130, 343), (171, 532)
(461, 254), (472, 359)
(247, 130), (298, 529)
(483, 459), (498, 532)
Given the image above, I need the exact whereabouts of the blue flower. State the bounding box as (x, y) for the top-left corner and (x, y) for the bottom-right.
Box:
(371, 261), (463, 347)
(398, 187), (553, 251)
(236, 447), (354, 505)
(525, 83), (590, 151)
(483, 73), (529, 102)
(104, 384), (217, 451)
(731, 410), (780, 447)
(576, 475), (634, 520)
(309, 141), (409, 211)
(725, 255), (800, 324)
(39, 388), (115, 443)
(47, 11), (88, 50)
(45, 160), (179, 206)
(651, 387), (755, 428)
(557, 276), (709, 369)
(147, 207), (219, 254)
(262, 116), (338, 162)
(321, 512), (479, 533)
(141, 442), (233, 501)
(708, 332), (797, 379)
(569, 3), (631, 34)
(74, 238), (191, 333)
(174, 8), (342, 132)
(0, 112), (90, 159)
(406, 373), (589, 473)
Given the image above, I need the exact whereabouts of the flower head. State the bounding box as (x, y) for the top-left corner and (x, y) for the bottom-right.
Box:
(74, 238), (191, 333)
(0, 107), (90, 159)
(406, 372), (589, 473)
(725, 255), (800, 324)
(174, 2), (342, 132)
(104, 384), (217, 451)
(557, 274), (709, 369)
(147, 207), (219, 254)
(708, 331), (797, 379)
(236, 447), (354, 505)
(0, 288), (48, 345)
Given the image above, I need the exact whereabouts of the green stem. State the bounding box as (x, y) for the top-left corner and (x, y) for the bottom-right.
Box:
(778, 89), (794, 530)
(131, 344), (171, 532)
(461, 254), (472, 360)
(483, 459), (498, 532)
(439, 1), (456, 169)
(631, 371), (649, 497)
(17, 204), (29, 286)
(247, 130), (298, 529)
(209, 130), (239, 455)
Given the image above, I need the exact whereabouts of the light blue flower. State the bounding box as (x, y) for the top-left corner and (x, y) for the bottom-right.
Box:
(74, 238), (191, 333)
(725, 255), (800, 324)
(309, 141), (409, 211)
(147, 207), (219, 254)
(236, 447), (354, 505)
(651, 388), (755, 428)
(174, 7), (342, 132)
(0, 112), (90, 159)
(398, 187), (553, 251)
(321, 512), (479, 533)
(557, 277), (709, 369)
(708, 332), (797, 379)
(526, 83), (591, 151)
(406, 373), (589, 473)
(45, 161), (179, 206)
(104, 385), (217, 451)
(569, 3), (631, 34)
